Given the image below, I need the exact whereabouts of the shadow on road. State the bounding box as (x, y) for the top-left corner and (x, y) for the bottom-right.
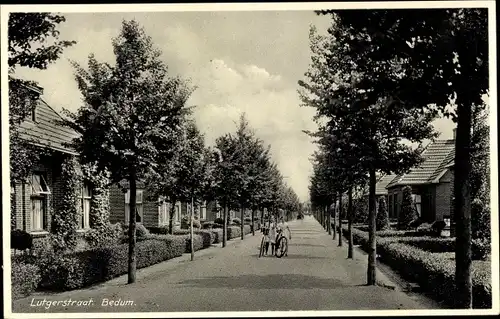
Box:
(288, 243), (329, 248)
(177, 274), (349, 289)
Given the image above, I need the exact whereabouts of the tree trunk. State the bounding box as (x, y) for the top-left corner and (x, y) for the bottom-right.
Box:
(327, 204), (332, 235)
(240, 205), (244, 240)
(251, 208), (255, 236)
(190, 196), (194, 261)
(348, 186), (354, 259)
(168, 198), (176, 235)
(453, 98), (473, 309)
(338, 193), (343, 247)
(332, 203), (337, 240)
(222, 202), (228, 248)
(127, 170), (137, 284)
(367, 168), (377, 285)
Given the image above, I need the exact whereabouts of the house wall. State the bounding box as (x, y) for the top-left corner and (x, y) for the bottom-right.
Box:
(109, 185), (160, 228)
(435, 182), (452, 222)
(12, 154), (61, 233)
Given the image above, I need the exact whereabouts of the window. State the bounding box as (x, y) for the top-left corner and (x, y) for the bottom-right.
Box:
(31, 173), (51, 195)
(200, 201), (207, 220)
(125, 189), (144, 223)
(30, 172), (50, 231)
(175, 203), (181, 222)
(158, 198), (169, 225)
(31, 197), (45, 231)
(412, 194), (422, 217)
(80, 183), (92, 229)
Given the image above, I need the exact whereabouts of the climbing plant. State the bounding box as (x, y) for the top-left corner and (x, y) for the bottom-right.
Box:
(51, 155), (81, 253)
(82, 163), (122, 248)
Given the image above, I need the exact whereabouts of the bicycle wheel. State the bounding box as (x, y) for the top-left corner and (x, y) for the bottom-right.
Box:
(259, 237), (265, 258)
(275, 236), (288, 258)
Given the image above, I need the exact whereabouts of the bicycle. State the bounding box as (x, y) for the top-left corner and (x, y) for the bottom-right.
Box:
(274, 229), (288, 258)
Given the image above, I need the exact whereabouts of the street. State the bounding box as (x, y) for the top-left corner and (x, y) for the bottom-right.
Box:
(12, 215), (442, 313)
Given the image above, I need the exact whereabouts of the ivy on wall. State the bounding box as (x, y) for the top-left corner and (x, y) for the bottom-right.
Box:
(51, 155), (81, 253)
(82, 163), (121, 247)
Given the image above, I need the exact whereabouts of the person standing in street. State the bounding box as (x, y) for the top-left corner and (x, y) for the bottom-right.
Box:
(269, 222), (277, 255)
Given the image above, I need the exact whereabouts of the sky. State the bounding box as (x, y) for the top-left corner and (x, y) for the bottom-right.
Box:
(12, 10), (457, 202)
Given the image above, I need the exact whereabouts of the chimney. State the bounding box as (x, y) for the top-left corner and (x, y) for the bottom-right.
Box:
(452, 128), (457, 140)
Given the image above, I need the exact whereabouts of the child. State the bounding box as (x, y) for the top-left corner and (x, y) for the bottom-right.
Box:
(263, 227), (270, 255)
(269, 222), (277, 255)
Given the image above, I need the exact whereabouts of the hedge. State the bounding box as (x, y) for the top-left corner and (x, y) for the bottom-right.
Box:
(227, 226), (241, 239)
(342, 226), (492, 309)
(27, 235), (185, 292)
(211, 229), (223, 244)
(12, 261), (41, 299)
(243, 225), (251, 235)
(173, 234), (204, 253)
(173, 229), (214, 248)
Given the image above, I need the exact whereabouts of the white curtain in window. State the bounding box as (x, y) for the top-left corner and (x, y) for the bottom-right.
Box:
(125, 189), (144, 223)
(31, 198), (44, 230)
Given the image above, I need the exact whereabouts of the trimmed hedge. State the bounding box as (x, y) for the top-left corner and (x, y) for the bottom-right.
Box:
(243, 225), (251, 235)
(173, 229), (214, 248)
(342, 226), (492, 309)
(173, 234), (204, 253)
(211, 229), (223, 244)
(12, 261), (41, 299)
(29, 236), (186, 291)
(227, 226), (241, 239)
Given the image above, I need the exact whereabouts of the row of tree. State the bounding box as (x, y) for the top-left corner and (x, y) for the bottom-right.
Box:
(8, 15), (301, 284)
(299, 9), (489, 309)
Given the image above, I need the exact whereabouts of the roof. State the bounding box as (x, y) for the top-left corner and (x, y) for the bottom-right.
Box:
(386, 139), (455, 188)
(375, 174), (398, 195)
(358, 173), (397, 197)
(18, 98), (79, 155)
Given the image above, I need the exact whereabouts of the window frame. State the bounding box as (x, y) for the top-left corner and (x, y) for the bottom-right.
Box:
(30, 172), (51, 196)
(80, 183), (92, 229)
(125, 189), (145, 224)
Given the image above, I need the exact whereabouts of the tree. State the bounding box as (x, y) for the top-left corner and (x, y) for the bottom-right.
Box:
(8, 13), (75, 188)
(299, 15), (437, 286)
(399, 186), (418, 230)
(317, 9), (488, 308)
(376, 196), (390, 231)
(66, 20), (192, 284)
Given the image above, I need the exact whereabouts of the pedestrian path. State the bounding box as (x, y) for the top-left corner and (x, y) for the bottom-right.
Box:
(12, 216), (442, 313)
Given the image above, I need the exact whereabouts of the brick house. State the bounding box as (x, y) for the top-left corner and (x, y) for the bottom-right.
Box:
(10, 85), (89, 242)
(109, 182), (212, 228)
(386, 135), (456, 223)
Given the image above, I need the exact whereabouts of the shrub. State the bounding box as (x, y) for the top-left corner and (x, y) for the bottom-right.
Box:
(398, 186), (419, 230)
(408, 218), (424, 229)
(471, 198), (491, 242)
(12, 262), (41, 299)
(173, 234), (204, 253)
(211, 229), (223, 243)
(231, 217), (241, 226)
(11, 229), (33, 252)
(341, 225), (491, 308)
(36, 236), (186, 291)
(85, 223), (122, 248)
(173, 229), (214, 248)
(244, 217), (252, 224)
(214, 217), (224, 225)
(202, 221), (214, 229)
(181, 217), (202, 230)
(376, 197), (390, 231)
(121, 223), (150, 239)
(377, 242), (491, 309)
(431, 221), (446, 237)
(227, 226), (241, 239)
(243, 225), (251, 235)
(472, 238), (491, 261)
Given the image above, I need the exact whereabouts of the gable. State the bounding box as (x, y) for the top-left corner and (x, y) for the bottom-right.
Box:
(387, 139), (455, 188)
